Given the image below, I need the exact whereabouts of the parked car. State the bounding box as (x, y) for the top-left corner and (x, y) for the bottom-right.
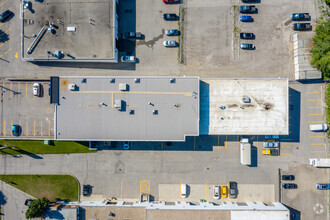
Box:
(0, 10), (13, 22)
(123, 141), (130, 150)
(282, 175), (295, 181)
(316, 183), (330, 190)
(163, 40), (177, 47)
(241, 0), (258, 2)
(240, 43), (255, 50)
(282, 183), (297, 189)
(124, 32), (142, 39)
(163, 0), (180, 3)
(163, 13), (178, 21)
(12, 124), (21, 137)
(33, 83), (41, 96)
(213, 186), (220, 199)
(240, 15), (253, 22)
(309, 123), (328, 132)
(292, 23), (311, 31)
(240, 32), (254, 39)
(229, 181), (237, 199)
(263, 141), (279, 148)
(121, 56), (136, 63)
(221, 185), (228, 198)
(83, 184), (91, 196)
(24, 199), (33, 206)
(239, 5), (256, 13)
(291, 13), (310, 21)
(165, 29), (180, 36)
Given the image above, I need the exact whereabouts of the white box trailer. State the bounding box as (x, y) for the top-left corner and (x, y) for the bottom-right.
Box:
(310, 158), (330, 168)
(240, 138), (251, 166)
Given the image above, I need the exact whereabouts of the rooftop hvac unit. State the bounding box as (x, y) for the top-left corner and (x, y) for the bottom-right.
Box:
(119, 83), (127, 91)
(242, 96), (250, 103)
(114, 99), (122, 110)
(68, 84), (76, 91)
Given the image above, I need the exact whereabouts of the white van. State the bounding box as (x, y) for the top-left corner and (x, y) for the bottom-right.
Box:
(309, 124), (328, 132)
(181, 184), (187, 198)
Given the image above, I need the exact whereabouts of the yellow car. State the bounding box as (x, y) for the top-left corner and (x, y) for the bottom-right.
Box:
(221, 185), (228, 198)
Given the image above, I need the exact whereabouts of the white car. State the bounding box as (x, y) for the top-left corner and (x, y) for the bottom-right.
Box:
(33, 83), (40, 96)
(213, 186), (220, 199)
(123, 141), (130, 150)
(121, 56), (136, 63)
(163, 40), (177, 47)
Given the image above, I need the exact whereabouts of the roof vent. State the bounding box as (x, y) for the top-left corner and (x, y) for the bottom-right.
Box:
(81, 78), (86, 83)
(153, 110), (158, 115)
(135, 78), (140, 83)
(114, 99), (122, 110)
(68, 84), (76, 91)
(119, 83), (127, 91)
(110, 78), (115, 83)
(170, 78), (176, 83)
(242, 96), (250, 103)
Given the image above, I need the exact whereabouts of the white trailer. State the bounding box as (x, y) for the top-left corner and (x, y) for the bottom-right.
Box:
(240, 138), (251, 166)
(309, 158), (330, 168)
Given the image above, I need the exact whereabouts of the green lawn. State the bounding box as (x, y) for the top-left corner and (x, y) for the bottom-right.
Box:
(0, 175), (78, 202)
(0, 140), (96, 155)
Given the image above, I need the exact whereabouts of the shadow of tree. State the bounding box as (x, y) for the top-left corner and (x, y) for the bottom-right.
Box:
(0, 190), (7, 205)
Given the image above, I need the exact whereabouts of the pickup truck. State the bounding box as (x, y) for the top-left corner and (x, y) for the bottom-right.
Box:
(239, 5), (257, 13)
(229, 181), (237, 199)
(292, 23), (311, 31)
(291, 13), (310, 21)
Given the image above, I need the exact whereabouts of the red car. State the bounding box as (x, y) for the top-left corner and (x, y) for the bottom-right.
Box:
(163, 0), (180, 3)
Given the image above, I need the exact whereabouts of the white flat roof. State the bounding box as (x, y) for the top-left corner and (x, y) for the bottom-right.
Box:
(200, 79), (289, 135)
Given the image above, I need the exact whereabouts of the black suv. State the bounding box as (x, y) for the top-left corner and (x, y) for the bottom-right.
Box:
(83, 184), (91, 196)
(0, 10), (12, 22)
(282, 175), (295, 181)
(282, 183), (297, 189)
(163, 13), (178, 21)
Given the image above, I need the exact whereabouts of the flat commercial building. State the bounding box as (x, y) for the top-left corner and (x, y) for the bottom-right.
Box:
(200, 79), (289, 135)
(53, 76), (200, 141)
(22, 0), (118, 62)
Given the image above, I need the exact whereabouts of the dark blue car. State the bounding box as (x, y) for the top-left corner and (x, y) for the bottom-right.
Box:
(240, 15), (253, 22)
(12, 125), (21, 136)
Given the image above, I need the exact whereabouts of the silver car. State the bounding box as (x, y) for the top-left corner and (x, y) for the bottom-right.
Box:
(163, 40), (177, 47)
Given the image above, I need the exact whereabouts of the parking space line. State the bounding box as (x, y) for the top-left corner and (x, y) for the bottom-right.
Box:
(9, 83), (12, 98)
(33, 121), (35, 136)
(0, 0), (9, 7)
(308, 121), (324, 123)
(48, 120), (51, 136)
(280, 153), (292, 156)
(26, 121), (28, 136)
(40, 121), (43, 136)
(308, 92), (321, 94)
(308, 114), (323, 116)
(310, 136), (324, 138)
(25, 83), (27, 98)
(308, 106), (322, 108)
(310, 143), (325, 145)
(3, 120), (5, 136)
(281, 146), (292, 148)
(310, 151), (325, 153)
(307, 99), (321, 101)
(205, 182), (207, 201)
(0, 48), (11, 58)
(19, 120), (21, 126)
(121, 181), (123, 200)
(0, 40), (10, 48)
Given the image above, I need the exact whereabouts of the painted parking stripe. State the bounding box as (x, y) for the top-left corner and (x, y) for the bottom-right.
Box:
(0, 48), (11, 58)
(310, 136), (324, 138)
(140, 180), (150, 195)
(308, 92), (321, 94)
(308, 106), (322, 108)
(307, 99), (321, 101)
(310, 151), (325, 153)
(308, 114), (323, 116)
(0, 0), (9, 7)
(310, 143), (325, 146)
(308, 121), (324, 123)
(281, 146), (292, 148)
(0, 39), (10, 48)
(280, 153), (292, 156)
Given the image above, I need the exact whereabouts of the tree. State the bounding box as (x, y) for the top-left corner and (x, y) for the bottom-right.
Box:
(326, 0), (330, 6)
(25, 197), (49, 219)
(311, 19), (330, 78)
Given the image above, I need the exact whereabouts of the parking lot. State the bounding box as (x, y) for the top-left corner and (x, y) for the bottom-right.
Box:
(0, 81), (54, 138)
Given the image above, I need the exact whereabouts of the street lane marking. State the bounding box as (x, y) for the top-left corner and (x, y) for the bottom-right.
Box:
(40, 121), (43, 136)
(15, 52), (18, 59)
(140, 180), (150, 195)
(310, 151), (325, 153)
(308, 106), (322, 108)
(0, 48), (11, 58)
(281, 146), (292, 148)
(307, 99), (321, 101)
(308, 92), (321, 94)
(280, 153), (292, 156)
(3, 120), (5, 136)
(121, 181), (123, 200)
(311, 143), (325, 145)
(309, 121), (323, 123)
(26, 121), (28, 136)
(310, 136), (324, 138)
(33, 121), (35, 136)
(9, 82), (12, 98)
(0, 0), (9, 7)
(308, 114), (323, 116)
